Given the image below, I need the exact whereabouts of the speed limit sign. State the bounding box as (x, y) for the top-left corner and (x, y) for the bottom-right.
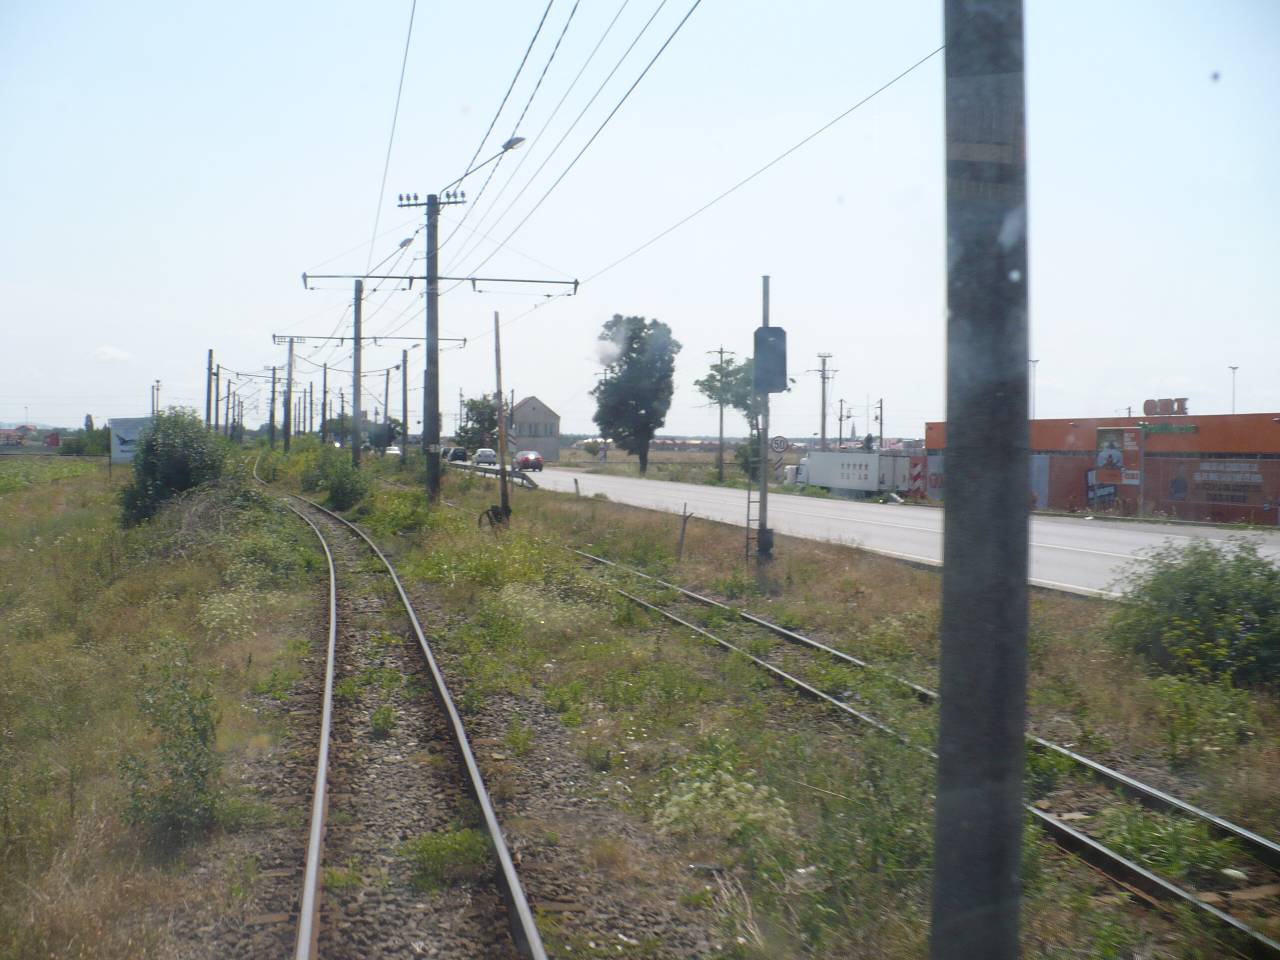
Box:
(769, 435), (789, 454)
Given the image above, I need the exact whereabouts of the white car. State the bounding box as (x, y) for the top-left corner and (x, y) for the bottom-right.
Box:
(474, 448), (497, 465)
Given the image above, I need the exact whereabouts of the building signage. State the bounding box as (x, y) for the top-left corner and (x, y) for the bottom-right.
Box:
(1142, 398), (1189, 416)
(1143, 423), (1198, 435)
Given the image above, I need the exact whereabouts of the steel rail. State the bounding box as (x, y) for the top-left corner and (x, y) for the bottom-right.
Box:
(287, 492), (548, 960)
(589, 559), (1280, 958)
(252, 455), (338, 960)
(575, 548), (1280, 873)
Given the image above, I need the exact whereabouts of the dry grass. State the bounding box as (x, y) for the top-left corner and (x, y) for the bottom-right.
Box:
(0, 458), (319, 957)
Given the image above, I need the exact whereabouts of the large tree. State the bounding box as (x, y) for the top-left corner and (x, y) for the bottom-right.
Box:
(453, 394), (499, 452)
(590, 315), (681, 474)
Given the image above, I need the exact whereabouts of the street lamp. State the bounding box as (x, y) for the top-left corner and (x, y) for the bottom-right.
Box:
(1229, 365), (1238, 414)
(439, 136), (525, 195)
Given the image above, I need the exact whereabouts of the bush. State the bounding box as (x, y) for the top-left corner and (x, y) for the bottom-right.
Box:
(1108, 538), (1279, 686)
(324, 457), (369, 511)
(119, 409), (226, 525)
(120, 639), (221, 841)
(399, 828), (492, 888)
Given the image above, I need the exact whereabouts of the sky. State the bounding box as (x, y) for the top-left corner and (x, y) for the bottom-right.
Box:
(2, 1), (1277, 439)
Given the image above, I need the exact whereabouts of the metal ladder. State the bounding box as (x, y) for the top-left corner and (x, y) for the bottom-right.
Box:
(744, 424), (760, 559)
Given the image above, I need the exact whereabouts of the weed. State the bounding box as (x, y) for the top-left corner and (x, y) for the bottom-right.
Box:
(253, 664), (299, 701)
(1097, 805), (1242, 885)
(505, 717), (534, 757)
(399, 828), (492, 889)
(323, 859), (363, 892)
(584, 742), (614, 772)
(1025, 747), (1076, 797)
(370, 704), (396, 739)
(120, 638), (222, 842)
(334, 677), (362, 703)
(226, 854), (259, 901)
(457, 685), (484, 716)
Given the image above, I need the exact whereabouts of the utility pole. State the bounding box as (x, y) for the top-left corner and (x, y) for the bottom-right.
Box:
(1229, 365), (1238, 414)
(494, 311), (511, 519)
(401, 349), (409, 465)
(930, 3), (1029, 958)
(224, 381), (233, 437)
(320, 364), (329, 442)
(877, 398), (884, 450)
(153, 380), (161, 416)
(351, 279), (363, 468)
(339, 389), (346, 446)
(838, 399), (848, 447)
(213, 365), (221, 433)
(424, 194), (441, 496)
(269, 367), (277, 448)
(707, 346), (735, 482)
(383, 368), (391, 431)
(282, 337), (295, 453)
(809, 354), (835, 450)
(205, 349), (213, 429)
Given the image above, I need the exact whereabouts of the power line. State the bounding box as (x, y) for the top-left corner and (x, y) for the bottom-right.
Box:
(448, 0), (674, 285)
(440, 0), (582, 254)
(443, 0), (633, 274)
(466, 43), (945, 342)
(585, 43), (945, 283)
(450, 0), (556, 213)
(455, 0), (704, 284)
(365, 0), (419, 272)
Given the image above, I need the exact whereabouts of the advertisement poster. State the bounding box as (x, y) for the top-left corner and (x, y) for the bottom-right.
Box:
(1097, 427), (1142, 487)
(108, 417), (153, 464)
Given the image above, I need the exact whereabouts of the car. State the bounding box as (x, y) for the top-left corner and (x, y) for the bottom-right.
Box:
(513, 450), (544, 472)
(474, 447), (497, 465)
(385, 445), (401, 456)
(448, 447), (468, 462)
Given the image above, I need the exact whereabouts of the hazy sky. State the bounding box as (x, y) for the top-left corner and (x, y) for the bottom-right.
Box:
(2, 1), (1276, 438)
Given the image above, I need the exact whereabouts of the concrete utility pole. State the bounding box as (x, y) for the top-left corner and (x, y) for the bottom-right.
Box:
(1229, 365), (1238, 414)
(352, 279), (363, 468)
(383, 368), (391, 429)
(339, 390), (346, 445)
(707, 346), (735, 482)
(213, 365), (221, 433)
(401, 349), (409, 465)
(877, 398), (884, 450)
(205, 350), (213, 429)
(930, 3), (1029, 958)
(320, 364), (329, 442)
(494, 311), (511, 519)
(269, 367), (277, 448)
(757, 276), (771, 562)
(810, 354), (835, 450)
(283, 336), (295, 452)
(837, 399), (848, 446)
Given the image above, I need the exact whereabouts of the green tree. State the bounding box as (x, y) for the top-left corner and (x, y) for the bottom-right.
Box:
(590, 315), (682, 474)
(368, 417), (402, 454)
(454, 395), (499, 452)
(694, 356), (761, 426)
(119, 409), (226, 525)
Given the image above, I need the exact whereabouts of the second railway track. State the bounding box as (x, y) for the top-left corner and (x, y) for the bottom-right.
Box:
(576, 547), (1280, 958)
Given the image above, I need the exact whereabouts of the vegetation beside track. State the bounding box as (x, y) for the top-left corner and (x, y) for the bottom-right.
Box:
(296, 457), (1241, 958)
(0, 455), (320, 958)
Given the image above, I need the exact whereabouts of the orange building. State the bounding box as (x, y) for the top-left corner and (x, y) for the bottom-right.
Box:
(925, 411), (1280, 525)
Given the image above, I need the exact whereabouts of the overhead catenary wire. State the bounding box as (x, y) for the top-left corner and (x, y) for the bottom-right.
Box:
(446, 0), (677, 288)
(365, 0), (419, 273)
(466, 43), (945, 343)
(442, 0), (633, 275)
(440, 0), (582, 254)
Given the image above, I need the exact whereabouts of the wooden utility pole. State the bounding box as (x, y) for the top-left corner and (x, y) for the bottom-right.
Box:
(320, 364), (329, 441)
(351, 279), (363, 467)
(400, 349), (409, 464)
(707, 346), (734, 482)
(268, 368), (277, 448)
(493, 311), (510, 519)
(930, 2), (1029, 958)
(205, 349), (213, 429)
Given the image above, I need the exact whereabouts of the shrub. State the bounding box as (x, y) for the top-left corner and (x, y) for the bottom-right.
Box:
(1097, 806), (1241, 885)
(1108, 538), (1279, 686)
(324, 457), (369, 511)
(120, 639), (222, 841)
(119, 409), (226, 525)
(370, 703), (396, 738)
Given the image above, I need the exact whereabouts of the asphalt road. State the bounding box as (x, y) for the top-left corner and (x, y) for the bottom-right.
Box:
(535, 468), (1280, 596)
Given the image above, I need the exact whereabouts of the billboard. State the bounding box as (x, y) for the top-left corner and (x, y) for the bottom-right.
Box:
(1096, 427), (1141, 487)
(108, 417), (153, 464)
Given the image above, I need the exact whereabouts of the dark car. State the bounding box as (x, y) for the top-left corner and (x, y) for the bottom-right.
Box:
(447, 447), (467, 462)
(514, 450), (544, 472)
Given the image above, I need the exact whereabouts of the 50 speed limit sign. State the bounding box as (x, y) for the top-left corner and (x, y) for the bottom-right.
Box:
(769, 435), (789, 454)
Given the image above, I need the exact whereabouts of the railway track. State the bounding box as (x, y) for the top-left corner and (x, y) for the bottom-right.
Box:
(254, 461), (546, 959)
(576, 548), (1280, 959)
